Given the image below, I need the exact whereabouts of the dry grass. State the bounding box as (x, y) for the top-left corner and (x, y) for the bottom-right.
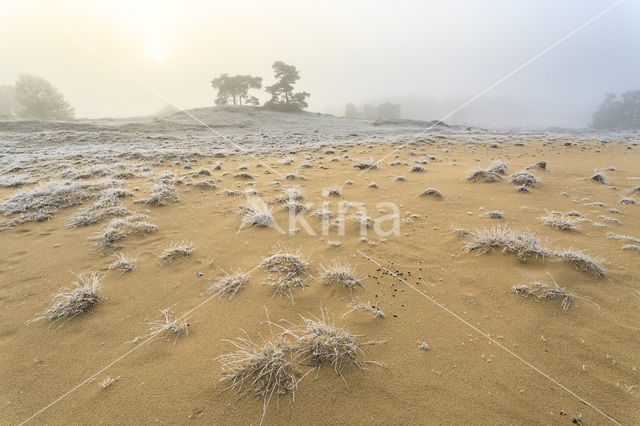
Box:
(282, 309), (385, 378)
(539, 212), (581, 232)
(208, 271), (250, 300)
(488, 211), (503, 219)
(90, 215), (157, 249)
(463, 226), (551, 263)
(260, 251), (310, 275)
(134, 182), (179, 205)
(510, 171), (539, 187)
(622, 245), (640, 252)
(353, 159), (378, 170)
(159, 240), (195, 262)
(217, 332), (299, 424)
(467, 169), (502, 183)
(239, 200), (276, 228)
(555, 249), (607, 280)
(341, 297), (385, 319)
(591, 172), (610, 185)
(320, 260), (364, 292)
(512, 275), (599, 312)
(607, 233), (640, 242)
(108, 252), (136, 272)
(28, 273), (103, 326)
(322, 186), (342, 197)
(419, 188), (442, 198)
(145, 309), (190, 346)
(98, 376), (120, 389)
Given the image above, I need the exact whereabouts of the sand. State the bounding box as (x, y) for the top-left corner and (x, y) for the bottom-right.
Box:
(1, 117), (639, 424)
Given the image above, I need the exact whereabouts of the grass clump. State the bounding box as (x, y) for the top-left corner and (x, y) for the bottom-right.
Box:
(208, 271), (250, 300)
(622, 245), (640, 252)
(260, 251), (309, 275)
(510, 171), (539, 187)
(134, 182), (179, 206)
(145, 309), (190, 346)
(591, 172), (609, 185)
(322, 186), (342, 197)
(512, 275), (599, 312)
(159, 240), (195, 262)
(488, 211), (503, 219)
(607, 233), (640, 242)
(463, 226), (550, 263)
(341, 297), (385, 319)
(320, 260), (364, 292)
(217, 332), (299, 424)
(555, 249), (607, 280)
(239, 200), (275, 228)
(353, 159), (378, 170)
(419, 188), (442, 198)
(108, 252), (136, 272)
(90, 215), (157, 249)
(410, 165), (425, 172)
(539, 212), (581, 231)
(28, 273), (103, 326)
(283, 309), (384, 378)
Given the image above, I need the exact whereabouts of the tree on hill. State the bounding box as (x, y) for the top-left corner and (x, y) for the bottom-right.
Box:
(264, 61), (310, 112)
(0, 85), (18, 118)
(14, 74), (74, 120)
(592, 90), (640, 129)
(344, 103), (359, 118)
(211, 74), (262, 106)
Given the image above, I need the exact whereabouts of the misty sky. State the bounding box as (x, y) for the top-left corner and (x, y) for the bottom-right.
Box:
(1, 0), (639, 127)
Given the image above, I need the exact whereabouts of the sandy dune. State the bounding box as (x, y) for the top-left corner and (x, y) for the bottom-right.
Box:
(1, 112), (639, 425)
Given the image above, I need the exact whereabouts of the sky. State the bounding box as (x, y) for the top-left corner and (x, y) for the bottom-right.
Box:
(1, 0), (639, 127)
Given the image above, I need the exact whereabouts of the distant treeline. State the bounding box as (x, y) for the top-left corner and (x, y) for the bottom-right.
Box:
(344, 102), (401, 120)
(592, 89), (640, 129)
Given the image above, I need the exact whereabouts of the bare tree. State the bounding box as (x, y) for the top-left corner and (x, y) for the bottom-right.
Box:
(14, 74), (74, 120)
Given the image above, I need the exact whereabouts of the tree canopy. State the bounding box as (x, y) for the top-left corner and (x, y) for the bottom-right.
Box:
(264, 61), (310, 112)
(592, 90), (640, 129)
(13, 74), (74, 120)
(211, 74), (262, 106)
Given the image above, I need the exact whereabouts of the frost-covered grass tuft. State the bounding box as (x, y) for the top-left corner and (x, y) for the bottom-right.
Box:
(622, 245), (640, 252)
(260, 251), (309, 275)
(419, 188), (442, 198)
(90, 215), (157, 249)
(159, 240), (195, 262)
(488, 211), (503, 219)
(512, 275), (599, 312)
(322, 186), (342, 197)
(607, 233), (640, 243)
(463, 226), (551, 263)
(410, 165), (425, 172)
(0, 173), (35, 188)
(353, 159), (378, 170)
(510, 171), (539, 187)
(591, 172), (609, 185)
(217, 333), (299, 424)
(28, 273), (103, 326)
(620, 197), (636, 205)
(134, 182), (179, 206)
(556, 249), (607, 280)
(239, 200), (275, 228)
(341, 297), (385, 319)
(108, 252), (136, 272)
(321, 260), (364, 292)
(208, 271), (250, 300)
(467, 169), (502, 183)
(145, 309), (190, 346)
(539, 212), (581, 231)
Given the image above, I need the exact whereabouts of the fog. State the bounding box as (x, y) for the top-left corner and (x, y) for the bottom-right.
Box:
(1, 0), (638, 128)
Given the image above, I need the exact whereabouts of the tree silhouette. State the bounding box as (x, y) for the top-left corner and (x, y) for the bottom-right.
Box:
(592, 90), (640, 129)
(264, 61), (310, 112)
(14, 74), (74, 120)
(211, 74), (262, 106)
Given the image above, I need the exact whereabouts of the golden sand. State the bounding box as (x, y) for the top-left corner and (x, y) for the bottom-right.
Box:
(1, 139), (639, 425)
